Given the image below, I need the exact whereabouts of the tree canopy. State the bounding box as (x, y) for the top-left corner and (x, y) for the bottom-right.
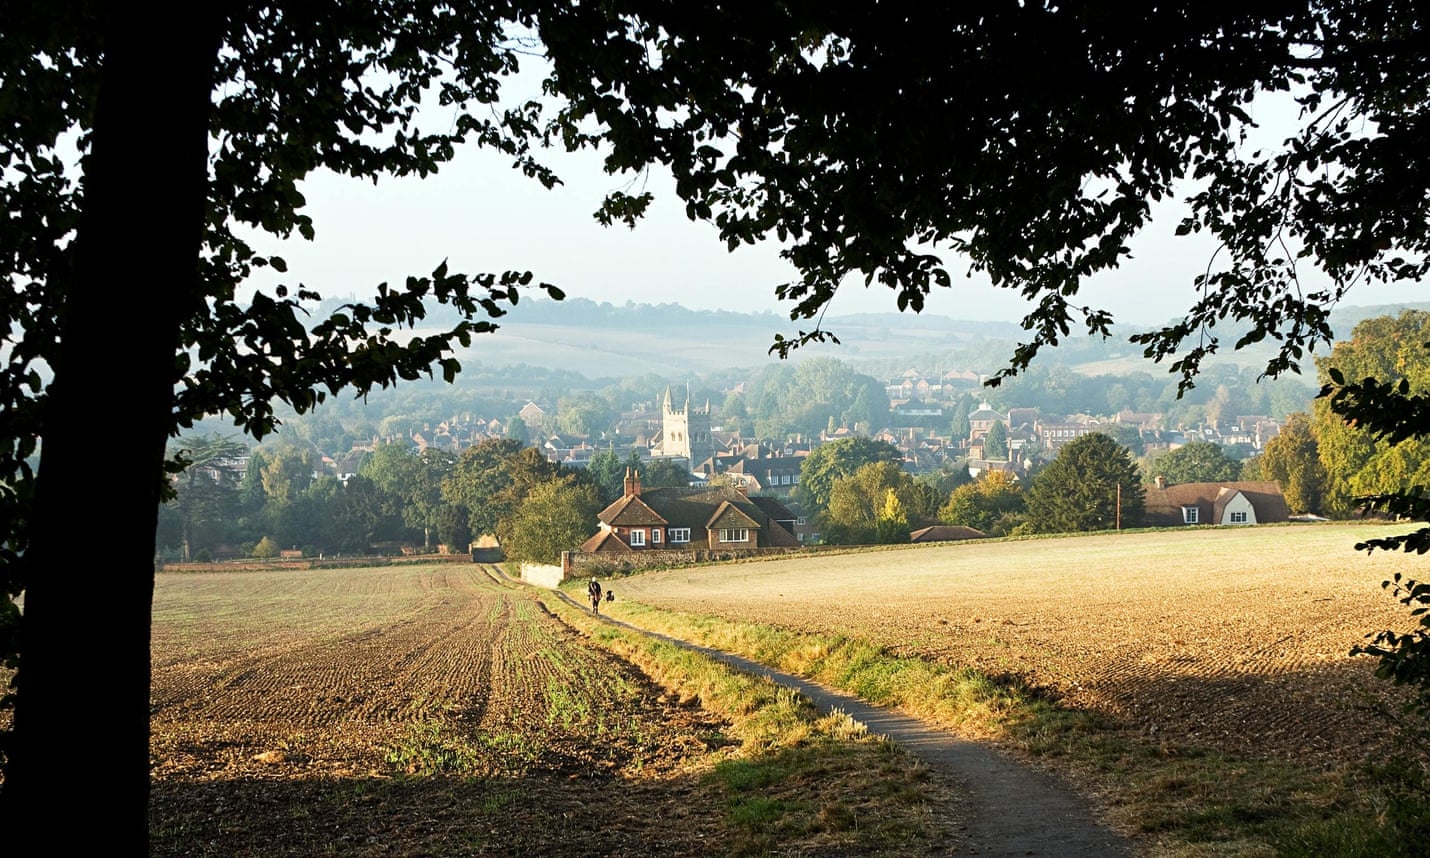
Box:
(1024, 434), (1146, 534)
(796, 437), (902, 516)
(1146, 441), (1243, 486)
(939, 471), (1026, 538)
(1314, 311), (1430, 512)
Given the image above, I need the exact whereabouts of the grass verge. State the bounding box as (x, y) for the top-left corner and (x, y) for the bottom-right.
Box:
(544, 590), (965, 857)
(580, 591), (1430, 858)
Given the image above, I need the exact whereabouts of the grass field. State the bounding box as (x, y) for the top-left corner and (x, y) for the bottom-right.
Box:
(594, 521), (1430, 855)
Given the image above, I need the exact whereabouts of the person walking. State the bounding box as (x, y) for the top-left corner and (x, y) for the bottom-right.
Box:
(587, 577), (603, 614)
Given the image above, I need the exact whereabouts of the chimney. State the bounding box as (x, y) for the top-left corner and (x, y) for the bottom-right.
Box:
(1154, 474), (1167, 490)
(624, 468), (642, 497)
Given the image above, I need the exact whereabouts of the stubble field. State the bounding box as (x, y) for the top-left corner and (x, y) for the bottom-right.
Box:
(146, 564), (959, 857)
(147, 565), (740, 856)
(610, 522), (1425, 770)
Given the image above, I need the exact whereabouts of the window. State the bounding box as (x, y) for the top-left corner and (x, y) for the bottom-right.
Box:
(1182, 506), (1199, 524)
(719, 528), (749, 543)
(1230, 511), (1248, 523)
(629, 529), (645, 547)
(668, 528), (691, 544)
(652, 528), (662, 544)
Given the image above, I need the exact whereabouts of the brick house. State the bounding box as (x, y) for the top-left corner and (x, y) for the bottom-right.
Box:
(580, 470), (801, 553)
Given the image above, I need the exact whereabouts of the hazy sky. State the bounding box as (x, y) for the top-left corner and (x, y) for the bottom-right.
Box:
(248, 86), (1423, 331)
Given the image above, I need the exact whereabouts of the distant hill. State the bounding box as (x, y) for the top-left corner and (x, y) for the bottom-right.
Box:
(317, 294), (1430, 380)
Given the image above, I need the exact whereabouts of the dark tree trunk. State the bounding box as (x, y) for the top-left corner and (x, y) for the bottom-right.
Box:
(0, 8), (225, 850)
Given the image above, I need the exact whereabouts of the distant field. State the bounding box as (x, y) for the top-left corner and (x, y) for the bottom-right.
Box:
(611, 522), (1425, 768)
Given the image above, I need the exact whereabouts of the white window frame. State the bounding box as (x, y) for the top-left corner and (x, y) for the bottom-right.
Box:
(629, 529), (646, 547)
(668, 528), (691, 544)
(652, 528), (662, 544)
(719, 528), (749, 543)
(1182, 506), (1199, 524)
(1229, 511), (1248, 524)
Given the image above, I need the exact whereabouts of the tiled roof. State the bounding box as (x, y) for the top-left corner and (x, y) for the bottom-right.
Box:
(597, 494), (667, 527)
(910, 525), (987, 543)
(620, 486), (803, 548)
(580, 529), (633, 553)
(1144, 480), (1290, 525)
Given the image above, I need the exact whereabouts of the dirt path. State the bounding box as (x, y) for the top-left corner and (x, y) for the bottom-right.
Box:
(551, 585), (1135, 857)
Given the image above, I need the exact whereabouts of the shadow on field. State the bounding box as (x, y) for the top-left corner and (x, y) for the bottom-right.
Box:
(1086, 658), (1421, 767)
(148, 768), (731, 857)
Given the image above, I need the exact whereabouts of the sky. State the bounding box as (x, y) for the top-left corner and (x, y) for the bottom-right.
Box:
(248, 85), (1424, 333)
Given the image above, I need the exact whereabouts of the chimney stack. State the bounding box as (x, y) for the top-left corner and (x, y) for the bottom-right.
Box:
(624, 467), (642, 497)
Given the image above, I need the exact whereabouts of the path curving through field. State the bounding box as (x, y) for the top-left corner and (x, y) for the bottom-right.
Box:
(545, 582), (1134, 857)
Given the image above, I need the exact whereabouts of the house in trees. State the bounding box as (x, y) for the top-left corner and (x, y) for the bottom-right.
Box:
(967, 403), (1005, 442)
(1143, 478), (1290, 527)
(579, 470), (801, 554)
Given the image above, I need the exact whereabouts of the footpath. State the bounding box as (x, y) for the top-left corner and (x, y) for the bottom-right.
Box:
(541, 580), (1136, 857)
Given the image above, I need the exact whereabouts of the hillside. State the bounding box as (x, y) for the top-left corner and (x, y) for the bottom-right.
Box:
(387, 295), (1430, 380)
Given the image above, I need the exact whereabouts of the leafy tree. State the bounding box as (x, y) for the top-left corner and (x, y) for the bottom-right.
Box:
(361, 443), (456, 551)
(1322, 350), (1430, 715)
(947, 396), (974, 441)
(748, 358), (887, 440)
(1102, 424), (1146, 458)
(163, 434), (247, 562)
(505, 415), (530, 443)
(435, 504), (473, 555)
(554, 392), (615, 437)
(1146, 441), (1243, 486)
(982, 420), (1009, 460)
(323, 475), (403, 555)
(823, 463), (932, 543)
(640, 456), (693, 491)
(251, 536), (279, 560)
(501, 476), (603, 565)
(1024, 434), (1145, 534)
(1313, 311), (1430, 513)
(797, 437), (902, 517)
(1249, 414), (1330, 515)
(876, 489), (911, 545)
(258, 443), (317, 508)
(584, 448), (627, 503)
(823, 461), (915, 545)
(939, 471), (1026, 537)
(442, 438), (526, 538)
(901, 480), (946, 531)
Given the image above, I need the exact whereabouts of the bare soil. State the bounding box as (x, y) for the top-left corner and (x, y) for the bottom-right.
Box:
(147, 566), (737, 856)
(145, 564), (962, 857)
(611, 523), (1427, 771)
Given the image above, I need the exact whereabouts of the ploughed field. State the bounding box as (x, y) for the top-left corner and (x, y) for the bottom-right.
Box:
(612, 522), (1424, 769)
(147, 565), (739, 856)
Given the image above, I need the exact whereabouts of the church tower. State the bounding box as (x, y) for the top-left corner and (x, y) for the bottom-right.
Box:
(661, 385), (714, 472)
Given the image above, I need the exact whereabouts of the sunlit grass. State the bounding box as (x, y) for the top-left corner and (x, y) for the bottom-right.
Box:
(545, 592), (963, 854)
(589, 592), (1429, 857)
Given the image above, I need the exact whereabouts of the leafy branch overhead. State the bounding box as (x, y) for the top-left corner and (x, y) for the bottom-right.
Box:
(539, 4), (1430, 389)
(1321, 340), (1430, 709)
